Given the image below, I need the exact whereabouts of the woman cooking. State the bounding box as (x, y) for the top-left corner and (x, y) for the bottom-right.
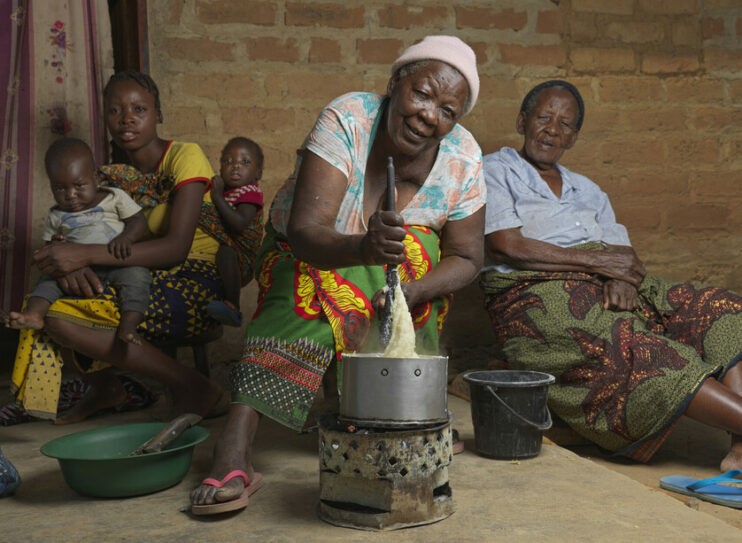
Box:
(191, 35), (486, 514)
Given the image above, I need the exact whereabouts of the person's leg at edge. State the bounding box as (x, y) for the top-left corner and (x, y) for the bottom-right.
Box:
(44, 317), (222, 423)
(684, 362), (742, 471)
(216, 244), (242, 309)
(191, 403), (260, 505)
(55, 365), (126, 425)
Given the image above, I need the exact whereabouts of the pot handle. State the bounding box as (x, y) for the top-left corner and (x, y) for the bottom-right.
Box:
(485, 385), (553, 431)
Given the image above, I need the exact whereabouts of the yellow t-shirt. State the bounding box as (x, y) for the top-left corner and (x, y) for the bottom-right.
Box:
(144, 141), (220, 262)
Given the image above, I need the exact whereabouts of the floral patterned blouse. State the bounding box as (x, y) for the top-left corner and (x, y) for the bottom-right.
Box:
(269, 92), (485, 236)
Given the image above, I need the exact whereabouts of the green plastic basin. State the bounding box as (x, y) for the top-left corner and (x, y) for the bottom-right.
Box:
(41, 422), (209, 498)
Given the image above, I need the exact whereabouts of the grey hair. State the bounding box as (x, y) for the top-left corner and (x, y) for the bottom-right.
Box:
(394, 60), (471, 117)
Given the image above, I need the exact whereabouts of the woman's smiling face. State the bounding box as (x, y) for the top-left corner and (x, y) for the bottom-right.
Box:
(517, 87), (579, 171)
(104, 79), (162, 153)
(385, 61), (469, 158)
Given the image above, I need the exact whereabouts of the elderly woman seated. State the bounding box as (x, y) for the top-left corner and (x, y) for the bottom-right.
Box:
(191, 35), (486, 514)
(482, 80), (742, 471)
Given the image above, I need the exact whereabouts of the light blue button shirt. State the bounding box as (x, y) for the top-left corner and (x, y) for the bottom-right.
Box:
(483, 147), (631, 272)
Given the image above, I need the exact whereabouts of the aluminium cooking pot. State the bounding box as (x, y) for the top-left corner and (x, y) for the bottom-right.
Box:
(339, 353), (448, 428)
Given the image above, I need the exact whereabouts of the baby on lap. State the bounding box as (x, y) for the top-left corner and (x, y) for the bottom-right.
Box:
(4, 138), (151, 344)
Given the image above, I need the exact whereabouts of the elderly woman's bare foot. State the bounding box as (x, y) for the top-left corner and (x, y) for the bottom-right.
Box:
(54, 376), (127, 425)
(190, 445), (254, 506)
(5, 311), (45, 330)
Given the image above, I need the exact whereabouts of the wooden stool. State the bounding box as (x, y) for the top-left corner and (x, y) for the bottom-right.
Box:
(155, 326), (223, 378)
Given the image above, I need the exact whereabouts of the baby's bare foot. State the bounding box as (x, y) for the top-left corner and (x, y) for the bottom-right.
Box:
(118, 328), (143, 345)
(118, 312), (144, 345)
(6, 311), (45, 330)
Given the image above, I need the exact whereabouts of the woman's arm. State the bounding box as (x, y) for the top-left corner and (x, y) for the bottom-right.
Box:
(34, 182), (206, 276)
(287, 151), (406, 270)
(402, 208), (485, 308)
(486, 227), (646, 287)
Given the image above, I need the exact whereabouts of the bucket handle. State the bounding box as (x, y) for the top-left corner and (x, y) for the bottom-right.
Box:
(486, 385), (553, 431)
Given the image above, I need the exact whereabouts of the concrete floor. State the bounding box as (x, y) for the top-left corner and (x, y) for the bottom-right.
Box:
(2, 387), (741, 542)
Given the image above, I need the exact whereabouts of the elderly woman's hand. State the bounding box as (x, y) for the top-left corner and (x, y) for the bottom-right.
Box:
(590, 249), (646, 287)
(361, 211), (407, 266)
(34, 242), (91, 277)
(602, 279), (639, 312)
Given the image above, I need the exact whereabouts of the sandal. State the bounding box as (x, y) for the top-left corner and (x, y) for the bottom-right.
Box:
(191, 470), (264, 515)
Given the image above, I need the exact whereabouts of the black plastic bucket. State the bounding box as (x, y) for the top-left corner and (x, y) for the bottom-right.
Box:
(463, 370), (555, 460)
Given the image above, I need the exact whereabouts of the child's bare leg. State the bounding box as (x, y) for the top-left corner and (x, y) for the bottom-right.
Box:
(118, 311), (145, 345)
(216, 244), (242, 308)
(5, 297), (51, 330)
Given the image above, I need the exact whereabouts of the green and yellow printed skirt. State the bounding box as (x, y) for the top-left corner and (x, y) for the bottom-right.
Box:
(231, 224), (451, 431)
(481, 255), (742, 462)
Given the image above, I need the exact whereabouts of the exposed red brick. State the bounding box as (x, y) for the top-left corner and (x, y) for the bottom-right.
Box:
(599, 140), (664, 165)
(357, 38), (403, 64)
(164, 106), (207, 134)
(265, 73), (366, 103)
(691, 107), (742, 131)
(164, 37), (234, 61)
(477, 77), (522, 103)
(618, 172), (689, 196)
(706, 0), (742, 7)
(665, 78), (724, 103)
(611, 203), (662, 229)
(704, 46), (742, 71)
(244, 37), (299, 62)
(730, 80), (742, 101)
(598, 78), (664, 103)
(571, 0), (633, 16)
(221, 107), (296, 135)
(571, 47), (635, 72)
(624, 108), (688, 132)
(455, 7), (527, 31)
(672, 20), (700, 47)
(570, 15), (599, 41)
(309, 38), (341, 63)
(468, 41), (488, 65)
(702, 17), (725, 39)
(196, 0), (276, 25)
(536, 10), (564, 34)
(168, 0), (185, 25)
(285, 2), (364, 28)
(377, 5), (447, 29)
(665, 204), (730, 230)
(665, 138), (722, 165)
(181, 73), (259, 102)
(638, 0), (696, 15)
(604, 21), (664, 44)
(579, 107), (626, 135)
(498, 44), (567, 66)
(641, 53), (700, 74)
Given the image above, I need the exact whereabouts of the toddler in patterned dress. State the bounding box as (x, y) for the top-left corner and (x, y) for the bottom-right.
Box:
(206, 137), (264, 326)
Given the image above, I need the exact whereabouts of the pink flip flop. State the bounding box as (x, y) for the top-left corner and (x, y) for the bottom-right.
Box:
(191, 469), (264, 515)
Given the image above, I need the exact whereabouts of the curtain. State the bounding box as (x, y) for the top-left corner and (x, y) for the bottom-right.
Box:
(0, 0), (113, 311)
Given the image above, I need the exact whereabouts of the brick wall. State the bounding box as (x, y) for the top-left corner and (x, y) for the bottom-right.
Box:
(148, 0), (742, 367)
